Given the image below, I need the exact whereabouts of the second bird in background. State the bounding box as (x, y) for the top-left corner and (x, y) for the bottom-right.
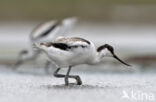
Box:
(13, 17), (77, 73)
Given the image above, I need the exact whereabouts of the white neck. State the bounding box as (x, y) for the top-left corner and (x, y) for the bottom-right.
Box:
(88, 52), (103, 65)
(89, 49), (113, 65)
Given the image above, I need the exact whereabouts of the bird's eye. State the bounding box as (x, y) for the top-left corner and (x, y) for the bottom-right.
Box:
(106, 45), (114, 54)
(108, 46), (113, 51)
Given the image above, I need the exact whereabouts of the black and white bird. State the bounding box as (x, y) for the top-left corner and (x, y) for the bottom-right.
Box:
(34, 37), (131, 85)
(13, 17), (77, 73)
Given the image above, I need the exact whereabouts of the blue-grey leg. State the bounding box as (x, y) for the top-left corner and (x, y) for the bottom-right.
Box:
(13, 50), (41, 70)
(44, 60), (52, 74)
(65, 66), (72, 86)
(53, 67), (82, 85)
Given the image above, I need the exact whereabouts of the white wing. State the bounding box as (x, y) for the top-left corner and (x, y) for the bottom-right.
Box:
(30, 20), (57, 42)
(53, 17), (77, 39)
(29, 17), (77, 43)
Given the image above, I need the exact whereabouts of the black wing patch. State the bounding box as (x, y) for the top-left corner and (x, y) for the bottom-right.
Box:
(34, 21), (61, 40)
(72, 37), (90, 45)
(52, 43), (87, 51)
(52, 43), (69, 50)
(39, 22), (60, 37)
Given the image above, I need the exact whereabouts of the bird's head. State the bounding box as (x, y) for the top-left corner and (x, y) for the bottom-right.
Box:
(97, 44), (131, 66)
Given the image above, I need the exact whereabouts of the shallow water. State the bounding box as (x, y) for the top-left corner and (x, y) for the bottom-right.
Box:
(0, 67), (156, 102)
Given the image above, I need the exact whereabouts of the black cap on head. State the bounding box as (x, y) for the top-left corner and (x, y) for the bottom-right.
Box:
(97, 44), (131, 66)
(97, 44), (114, 52)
